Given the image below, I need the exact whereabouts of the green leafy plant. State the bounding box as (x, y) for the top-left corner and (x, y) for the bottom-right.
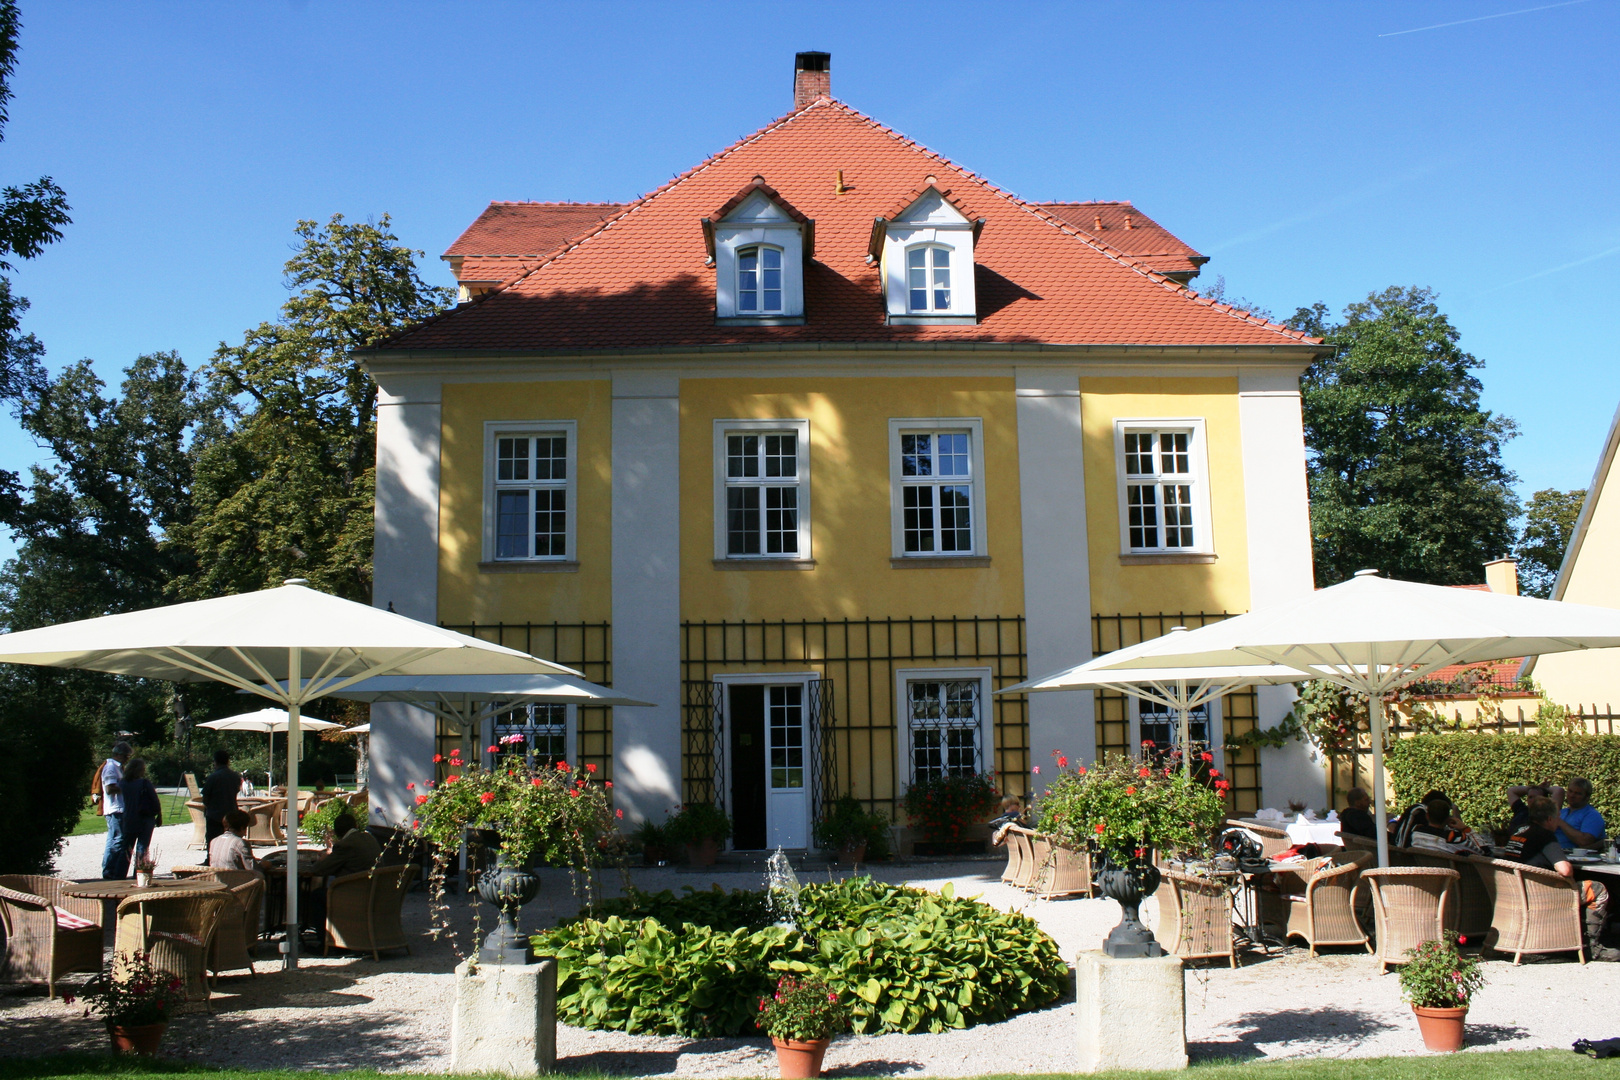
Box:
(581, 885), (773, 932)
(813, 795), (890, 857)
(66, 952), (187, 1027)
(1387, 732), (1620, 832)
(1398, 934), (1484, 1009)
(757, 975), (849, 1042)
(533, 876), (1067, 1037)
(663, 802), (731, 846)
(630, 819), (668, 857)
(901, 772), (999, 843)
(301, 797), (348, 844)
(1034, 751), (1226, 862)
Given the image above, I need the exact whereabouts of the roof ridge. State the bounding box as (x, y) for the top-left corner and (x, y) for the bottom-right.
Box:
(485, 200), (626, 207)
(1038, 200), (1133, 207)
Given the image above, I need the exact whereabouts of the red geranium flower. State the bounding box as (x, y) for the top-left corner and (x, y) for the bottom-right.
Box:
(1125, 785), (1136, 795)
(615, 808), (624, 819)
(1057, 755), (1069, 768)
(446, 775), (459, 784)
(488, 745), (499, 754)
(406, 782), (415, 790)
(1142, 739), (1154, 748)
(1076, 765), (1086, 775)
(1200, 752), (1214, 763)
(556, 761), (570, 771)
(432, 754), (443, 763)
(1139, 767), (1151, 777)
(604, 781), (613, 789)
(479, 792), (495, 804)
(1095, 823), (1106, 834)
(415, 794), (428, 805)
(532, 777), (544, 787)
(1209, 768), (1221, 778)
(586, 763), (597, 773)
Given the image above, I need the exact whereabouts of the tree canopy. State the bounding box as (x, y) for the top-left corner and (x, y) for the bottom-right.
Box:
(1287, 287), (1520, 588)
(1515, 487), (1586, 599)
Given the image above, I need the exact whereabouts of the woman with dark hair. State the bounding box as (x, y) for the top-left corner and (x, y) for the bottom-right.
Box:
(122, 757), (163, 874)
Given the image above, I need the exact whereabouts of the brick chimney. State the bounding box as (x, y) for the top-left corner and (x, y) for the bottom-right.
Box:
(793, 52), (830, 110)
(1484, 556), (1519, 596)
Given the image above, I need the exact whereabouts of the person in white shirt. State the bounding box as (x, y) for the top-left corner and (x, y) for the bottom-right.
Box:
(99, 742), (132, 880)
(206, 809), (262, 872)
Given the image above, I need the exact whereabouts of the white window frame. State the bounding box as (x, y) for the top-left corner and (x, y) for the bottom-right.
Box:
(483, 420), (578, 563)
(1113, 418), (1214, 556)
(736, 244), (786, 315)
(482, 703), (577, 772)
(903, 243), (954, 313)
(712, 192), (805, 323)
(888, 417), (987, 559)
(713, 418), (812, 561)
(894, 666), (994, 793)
(1131, 696), (1225, 775)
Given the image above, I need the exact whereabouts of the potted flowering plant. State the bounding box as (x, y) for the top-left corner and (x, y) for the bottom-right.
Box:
(900, 772), (999, 854)
(1398, 934), (1484, 1052)
(132, 848), (158, 889)
(812, 794), (890, 865)
(67, 951), (186, 1055)
(663, 802), (732, 865)
(412, 738), (616, 964)
(1035, 750), (1226, 958)
(757, 974), (849, 1079)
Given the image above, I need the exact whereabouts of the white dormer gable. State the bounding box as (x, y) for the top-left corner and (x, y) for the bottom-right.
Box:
(707, 180), (811, 324)
(875, 183), (981, 325)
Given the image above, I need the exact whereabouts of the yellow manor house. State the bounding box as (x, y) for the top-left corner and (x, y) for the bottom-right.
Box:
(363, 54), (1331, 847)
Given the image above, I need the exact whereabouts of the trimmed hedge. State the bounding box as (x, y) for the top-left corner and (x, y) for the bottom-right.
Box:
(1386, 733), (1620, 833)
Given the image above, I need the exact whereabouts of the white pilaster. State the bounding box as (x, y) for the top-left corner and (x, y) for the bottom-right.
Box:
(371, 376), (442, 827)
(610, 373), (683, 825)
(1238, 369), (1322, 807)
(1015, 369), (1094, 784)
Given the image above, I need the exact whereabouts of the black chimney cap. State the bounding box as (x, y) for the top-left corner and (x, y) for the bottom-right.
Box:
(795, 52), (830, 72)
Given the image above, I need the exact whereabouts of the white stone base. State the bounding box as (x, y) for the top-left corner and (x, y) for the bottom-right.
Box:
(1074, 949), (1187, 1073)
(450, 958), (557, 1076)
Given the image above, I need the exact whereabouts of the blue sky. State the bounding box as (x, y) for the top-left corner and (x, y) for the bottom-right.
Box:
(1, 0), (1616, 563)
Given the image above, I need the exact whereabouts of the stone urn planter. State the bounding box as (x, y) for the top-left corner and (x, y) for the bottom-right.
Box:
(685, 837), (720, 866)
(835, 842), (865, 867)
(772, 1036), (830, 1079)
(108, 1022), (166, 1055)
(1412, 1005), (1468, 1052)
(1096, 855), (1163, 958)
(476, 852), (541, 964)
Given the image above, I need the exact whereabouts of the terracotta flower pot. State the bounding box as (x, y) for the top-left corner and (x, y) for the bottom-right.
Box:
(685, 837), (720, 866)
(836, 842), (866, 867)
(109, 1022), (166, 1055)
(772, 1036), (830, 1078)
(1412, 1005), (1468, 1052)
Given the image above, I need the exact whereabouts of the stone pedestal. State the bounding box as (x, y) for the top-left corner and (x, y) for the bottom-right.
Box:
(450, 958), (557, 1076)
(1073, 950), (1186, 1073)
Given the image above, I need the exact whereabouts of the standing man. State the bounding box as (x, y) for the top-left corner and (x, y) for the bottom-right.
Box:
(200, 749), (241, 859)
(99, 742), (132, 879)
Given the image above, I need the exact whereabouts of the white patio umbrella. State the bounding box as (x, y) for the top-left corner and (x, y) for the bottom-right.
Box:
(1083, 569), (1620, 867)
(198, 707), (341, 787)
(999, 631), (1310, 776)
(0, 580), (581, 967)
(317, 672), (653, 735)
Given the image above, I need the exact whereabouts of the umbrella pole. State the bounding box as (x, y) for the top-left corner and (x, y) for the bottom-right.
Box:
(1369, 675), (1390, 870)
(284, 648), (302, 970)
(1178, 679), (1191, 778)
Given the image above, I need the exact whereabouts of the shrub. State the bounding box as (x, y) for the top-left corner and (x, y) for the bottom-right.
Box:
(0, 684), (93, 874)
(901, 772), (999, 842)
(1386, 732), (1620, 832)
(663, 802), (732, 846)
(813, 795), (890, 857)
(534, 876), (1067, 1037)
(579, 885), (774, 932)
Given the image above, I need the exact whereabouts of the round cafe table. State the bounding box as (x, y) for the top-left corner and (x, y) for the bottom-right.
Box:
(64, 877), (229, 948)
(260, 848), (328, 940)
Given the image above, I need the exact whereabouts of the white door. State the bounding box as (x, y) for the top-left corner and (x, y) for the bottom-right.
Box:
(766, 684), (809, 848)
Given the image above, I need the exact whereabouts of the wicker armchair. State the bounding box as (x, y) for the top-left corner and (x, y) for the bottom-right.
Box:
(1000, 825), (1033, 887)
(1027, 833), (1091, 898)
(114, 888), (231, 1003)
(1475, 857), (1586, 964)
(1153, 869), (1238, 966)
(185, 798), (208, 850)
(0, 875), (104, 998)
(325, 863), (417, 960)
(242, 801), (284, 845)
(1258, 852), (1372, 956)
(208, 874), (264, 978)
(1362, 866), (1457, 973)
(1403, 850), (1492, 938)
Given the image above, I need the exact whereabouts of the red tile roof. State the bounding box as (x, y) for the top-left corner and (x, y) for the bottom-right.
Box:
(444, 202), (625, 259)
(391, 100), (1318, 352)
(1039, 202), (1207, 281)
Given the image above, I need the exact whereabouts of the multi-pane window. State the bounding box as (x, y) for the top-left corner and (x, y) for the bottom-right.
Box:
(738, 246), (783, 313)
(768, 685), (804, 790)
(494, 433), (568, 559)
(906, 245), (951, 312)
(1138, 701), (1210, 755)
(900, 432), (973, 554)
(493, 704), (568, 767)
(908, 679), (981, 783)
(725, 432), (800, 556)
(1123, 429), (1196, 550)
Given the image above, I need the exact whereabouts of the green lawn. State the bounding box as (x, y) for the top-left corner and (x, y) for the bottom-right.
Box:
(0, 1049), (1605, 1080)
(69, 792), (195, 837)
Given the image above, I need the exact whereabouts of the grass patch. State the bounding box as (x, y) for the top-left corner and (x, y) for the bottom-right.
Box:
(0, 1049), (1602, 1080)
(69, 793), (195, 837)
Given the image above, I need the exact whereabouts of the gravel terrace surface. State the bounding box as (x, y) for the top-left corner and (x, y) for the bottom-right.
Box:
(6, 823), (1617, 1074)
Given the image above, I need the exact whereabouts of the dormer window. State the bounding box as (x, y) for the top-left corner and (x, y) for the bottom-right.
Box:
(738, 246), (784, 313)
(906, 245), (951, 312)
(872, 182), (984, 326)
(703, 177), (813, 326)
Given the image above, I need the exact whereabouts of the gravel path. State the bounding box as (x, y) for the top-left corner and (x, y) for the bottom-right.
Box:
(5, 827), (1617, 1074)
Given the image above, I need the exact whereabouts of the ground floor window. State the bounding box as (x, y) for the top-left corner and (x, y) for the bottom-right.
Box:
(905, 677), (983, 783)
(493, 703), (570, 767)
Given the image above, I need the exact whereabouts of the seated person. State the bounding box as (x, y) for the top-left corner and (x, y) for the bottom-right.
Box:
(207, 809), (264, 872)
(1555, 777), (1607, 852)
(1338, 787), (1377, 839)
(989, 796), (1026, 844)
(303, 812), (384, 935)
(1392, 788), (1449, 847)
(1504, 796), (1616, 961)
(1406, 796), (1480, 852)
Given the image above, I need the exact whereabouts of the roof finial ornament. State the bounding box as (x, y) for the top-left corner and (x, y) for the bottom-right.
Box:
(835, 169), (849, 196)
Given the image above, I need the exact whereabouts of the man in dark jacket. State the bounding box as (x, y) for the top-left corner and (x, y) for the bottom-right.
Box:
(1338, 787), (1377, 839)
(201, 749), (241, 857)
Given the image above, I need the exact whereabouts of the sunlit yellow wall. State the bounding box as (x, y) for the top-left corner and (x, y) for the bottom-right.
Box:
(678, 378), (1024, 623)
(1080, 377), (1252, 616)
(1533, 462), (1620, 707)
(437, 379), (613, 625)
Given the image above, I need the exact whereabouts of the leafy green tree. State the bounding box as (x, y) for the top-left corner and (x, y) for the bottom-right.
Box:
(175, 214), (452, 601)
(1287, 287), (1519, 587)
(1515, 487), (1586, 598)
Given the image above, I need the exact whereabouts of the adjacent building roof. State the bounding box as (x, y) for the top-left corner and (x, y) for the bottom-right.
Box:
(1038, 201), (1207, 282)
(391, 99), (1319, 353)
(444, 202), (625, 285)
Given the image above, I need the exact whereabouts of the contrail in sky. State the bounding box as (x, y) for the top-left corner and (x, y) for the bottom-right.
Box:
(1205, 164), (1440, 253)
(1481, 243), (1620, 293)
(1379, 0), (1595, 37)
